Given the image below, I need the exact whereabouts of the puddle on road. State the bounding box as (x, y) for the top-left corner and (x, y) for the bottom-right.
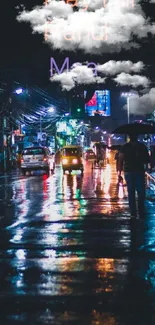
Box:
(1, 156), (155, 324)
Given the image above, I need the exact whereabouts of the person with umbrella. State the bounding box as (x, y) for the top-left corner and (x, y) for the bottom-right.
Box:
(117, 132), (150, 218)
(112, 123), (155, 218)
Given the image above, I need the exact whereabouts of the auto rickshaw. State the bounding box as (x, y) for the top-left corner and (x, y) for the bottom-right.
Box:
(61, 145), (84, 174)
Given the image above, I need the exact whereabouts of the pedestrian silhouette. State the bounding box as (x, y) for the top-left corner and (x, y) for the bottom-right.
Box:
(117, 133), (150, 219)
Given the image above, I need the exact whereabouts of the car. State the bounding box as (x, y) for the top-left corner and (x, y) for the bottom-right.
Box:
(84, 149), (96, 161)
(21, 147), (55, 175)
(61, 145), (84, 174)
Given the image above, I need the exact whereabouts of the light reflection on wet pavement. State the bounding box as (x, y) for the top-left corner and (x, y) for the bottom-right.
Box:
(0, 152), (155, 324)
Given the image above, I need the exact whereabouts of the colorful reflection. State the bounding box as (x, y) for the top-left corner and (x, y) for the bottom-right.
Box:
(95, 258), (115, 293)
(10, 178), (30, 229)
(43, 174), (48, 200)
(91, 311), (117, 325)
(103, 164), (111, 197)
(118, 183), (124, 199)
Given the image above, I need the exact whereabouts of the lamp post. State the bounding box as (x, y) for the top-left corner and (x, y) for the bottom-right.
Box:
(2, 87), (25, 172)
(15, 88), (24, 133)
(127, 96), (130, 124)
(15, 88), (23, 95)
(121, 92), (135, 124)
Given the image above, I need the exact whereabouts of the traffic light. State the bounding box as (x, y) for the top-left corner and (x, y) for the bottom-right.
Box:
(72, 103), (84, 117)
(77, 107), (81, 113)
(71, 94), (85, 118)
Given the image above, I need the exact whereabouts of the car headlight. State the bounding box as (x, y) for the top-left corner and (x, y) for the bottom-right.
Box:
(62, 158), (68, 164)
(72, 159), (78, 164)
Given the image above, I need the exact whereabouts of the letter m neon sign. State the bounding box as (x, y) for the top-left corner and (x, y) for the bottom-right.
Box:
(50, 57), (69, 77)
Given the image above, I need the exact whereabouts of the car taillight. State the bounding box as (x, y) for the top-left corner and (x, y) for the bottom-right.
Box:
(72, 159), (78, 164)
(21, 158), (24, 163)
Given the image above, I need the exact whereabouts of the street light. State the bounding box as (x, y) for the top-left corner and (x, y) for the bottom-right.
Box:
(15, 88), (23, 95)
(121, 92), (135, 124)
(2, 86), (25, 171)
(48, 106), (55, 113)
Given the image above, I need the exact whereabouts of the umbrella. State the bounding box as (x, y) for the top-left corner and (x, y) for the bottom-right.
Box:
(112, 123), (155, 135)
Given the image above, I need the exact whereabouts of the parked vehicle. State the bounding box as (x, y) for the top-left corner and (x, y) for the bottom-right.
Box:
(61, 145), (84, 174)
(84, 149), (96, 161)
(21, 147), (55, 175)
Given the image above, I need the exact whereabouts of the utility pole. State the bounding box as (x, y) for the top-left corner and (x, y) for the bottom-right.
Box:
(69, 92), (71, 116)
(2, 114), (7, 172)
(2, 81), (13, 172)
(40, 115), (42, 134)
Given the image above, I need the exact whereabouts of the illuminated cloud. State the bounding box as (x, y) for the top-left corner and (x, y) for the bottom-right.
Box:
(50, 59), (148, 90)
(123, 88), (155, 115)
(97, 60), (144, 75)
(113, 73), (150, 87)
(17, 0), (155, 53)
(17, 1), (153, 93)
(50, 65), (106, 90)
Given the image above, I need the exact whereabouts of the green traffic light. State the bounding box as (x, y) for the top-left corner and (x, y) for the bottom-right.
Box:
(77, 108), (81, 112)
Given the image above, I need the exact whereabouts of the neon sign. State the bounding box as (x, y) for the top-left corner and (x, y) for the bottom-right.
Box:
(50, 57), (97, 76)
(44, 0), (134, 41)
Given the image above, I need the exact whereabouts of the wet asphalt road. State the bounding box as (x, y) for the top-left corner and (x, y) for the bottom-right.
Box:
(0, 153), (155, 324)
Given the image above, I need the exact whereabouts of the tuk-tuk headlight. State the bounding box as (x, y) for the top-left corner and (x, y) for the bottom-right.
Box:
(62, 158), (68, 164)
(72, 159), (78, 164)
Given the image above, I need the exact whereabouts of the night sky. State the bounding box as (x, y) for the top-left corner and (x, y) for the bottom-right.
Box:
(1, 0), (155, 123)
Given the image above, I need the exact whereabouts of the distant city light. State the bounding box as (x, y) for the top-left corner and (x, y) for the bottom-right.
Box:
(15, 88), (23, 95)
